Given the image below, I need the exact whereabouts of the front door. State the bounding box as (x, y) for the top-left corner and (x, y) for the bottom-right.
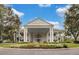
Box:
(36, 33), (41, 42)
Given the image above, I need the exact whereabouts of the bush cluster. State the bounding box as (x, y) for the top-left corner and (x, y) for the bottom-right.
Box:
(0, 40), (3, 43)
(60, 39), (74, 43)
(74, 41), (79, 44)
(8, 43), (68, 49)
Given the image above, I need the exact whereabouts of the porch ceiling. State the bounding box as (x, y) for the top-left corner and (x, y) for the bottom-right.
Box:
(28, 28), (49, 33)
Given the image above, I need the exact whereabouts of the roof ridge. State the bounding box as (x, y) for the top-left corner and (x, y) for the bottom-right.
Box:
(25, 17), (54, 26)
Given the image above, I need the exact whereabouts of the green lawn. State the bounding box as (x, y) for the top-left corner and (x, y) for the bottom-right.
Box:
(64, 43), (79, 48)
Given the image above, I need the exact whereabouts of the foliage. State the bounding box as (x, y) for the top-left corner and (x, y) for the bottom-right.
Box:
(39, 44), (63, 49)
(0, 40), (3, 43)
(3, 39), (14, 43)
(64, 4), (79, 41)
(61, 39), (74, 43)
(16, 42), (30, 44)
(0, 42), (67, 48)
(0, 42), (79, 48)
(63, 44), (68, 48)
(64, 43), (79, 48)
(0, 4), (21, 42)
(74, 41), (79, 44)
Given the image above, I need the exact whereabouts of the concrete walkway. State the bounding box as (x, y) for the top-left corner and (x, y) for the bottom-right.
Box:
(0, 48), (79, 55)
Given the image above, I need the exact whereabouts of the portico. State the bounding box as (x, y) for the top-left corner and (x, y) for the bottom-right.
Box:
(24, 18), (54, 42)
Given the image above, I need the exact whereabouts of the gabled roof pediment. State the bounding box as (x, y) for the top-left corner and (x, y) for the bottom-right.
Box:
(27, 17), (53, 26)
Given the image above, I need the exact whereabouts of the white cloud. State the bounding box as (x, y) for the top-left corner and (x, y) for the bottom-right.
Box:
(4, 4), (13, 7)
(56, 5), (71, 17)
(48, 21), (59, 25)
(4, 5), (24, 17)
(12, 8), (24, 17)
(48, 21), (63, 29)
(38, 4), (51, 7)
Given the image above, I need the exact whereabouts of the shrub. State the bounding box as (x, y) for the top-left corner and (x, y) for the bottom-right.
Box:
(0, 40), (3, 43)
(40, 44), (48, 48)
(9, 44), (27, 48)
(63, 44), (68, 48)
(43, 41), (48, 43)
(49, 42), (59, 44)
(40, 44), (63, 49)
(61, 39), (74, 43)
(3, 39), (12, 43)
(0, 42), (71, 48)
(53, 40), (57, 42)
(18, 45), (27, 48)
(65, 43), (79, 48)
(17, 42), (30, 44)
(26, 44), (34, 48)
(74, 41), (79, 44)
(10, 43), (64, 49)
(55, 44), (64, 48)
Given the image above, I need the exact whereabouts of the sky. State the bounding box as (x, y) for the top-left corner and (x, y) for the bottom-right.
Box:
(7, 4), (71, 30)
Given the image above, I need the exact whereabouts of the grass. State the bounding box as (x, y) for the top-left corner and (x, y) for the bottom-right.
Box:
(64, 43), (79, 48)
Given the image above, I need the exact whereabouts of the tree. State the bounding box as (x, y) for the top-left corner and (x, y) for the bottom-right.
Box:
(4, 7), (21, 42)
(0, 5), (6, 41)
(0, 4), (21, 42)
(64, 4), (79, 41)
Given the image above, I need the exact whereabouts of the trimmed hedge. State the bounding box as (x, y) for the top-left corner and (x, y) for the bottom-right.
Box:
(9, 44), (66, 49)
(60, 39), (74, 43)
(39, 44), (64, 49)
(0, 43), (70, 49)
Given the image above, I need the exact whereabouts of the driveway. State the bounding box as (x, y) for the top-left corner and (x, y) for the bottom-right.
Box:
(0, 48), (79, 55)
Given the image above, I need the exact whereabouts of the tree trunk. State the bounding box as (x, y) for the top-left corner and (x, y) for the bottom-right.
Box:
(14, 33), (16, 43)
(0, 31), (3, 41)
(73, 35), (78, 41)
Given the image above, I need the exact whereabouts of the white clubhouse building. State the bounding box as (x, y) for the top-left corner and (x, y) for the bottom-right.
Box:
(23, 17), (54, 42)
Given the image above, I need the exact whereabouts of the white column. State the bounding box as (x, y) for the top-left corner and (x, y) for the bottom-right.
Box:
(14, 33), (16, 42)
(19, 30), (20, 42)
(50, 27), (52, 42)
(29, 33), (31, 42)
(46, 32), (48, 42)
(50, 27), (54, 42)
(51, 27), (54, 42)
(24, 28), (28, 42)
(26, 28), (28, 42)
(24, 28), (26, 42)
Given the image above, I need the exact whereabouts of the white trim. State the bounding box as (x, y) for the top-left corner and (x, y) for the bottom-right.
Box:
(24, 28), (28, 42)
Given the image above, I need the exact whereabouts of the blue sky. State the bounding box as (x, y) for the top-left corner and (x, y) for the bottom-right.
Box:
(9, 4), (71, 30)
